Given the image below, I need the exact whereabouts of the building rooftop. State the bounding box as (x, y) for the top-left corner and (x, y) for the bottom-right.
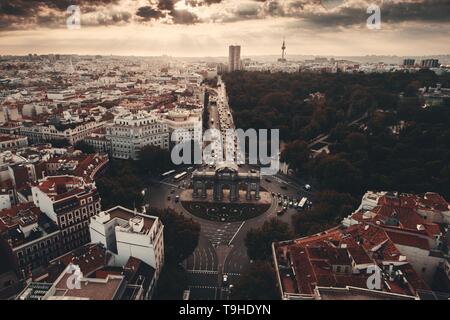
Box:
(94, 206), (157, 235)
(34, 175), (95, 202)
(0, 134), (27, 143)
(45, 153), (108, 183)
(274, 223), (430, 299)
(0, 202), (59, 248)
(49, 243), (112, 279)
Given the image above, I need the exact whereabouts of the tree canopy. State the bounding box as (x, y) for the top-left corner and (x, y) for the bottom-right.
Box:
(231, 261), (279, 300)
(245, 218), (294, 261)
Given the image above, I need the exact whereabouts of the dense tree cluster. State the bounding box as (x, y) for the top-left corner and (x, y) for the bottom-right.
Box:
(96, 160), (145, 210)
(231, 261), (279, 300)
(74, 141), (96, 154)
(149, 208), (200, 300)
(223, 70), (450, 141)
(245, 218), (294, 261)
(137, 145), (173, 177)
(224, 70), (450, 236)
(151, 208), (201, 265)
(292, 191), (357, 237)
(96, 146), (173, 210)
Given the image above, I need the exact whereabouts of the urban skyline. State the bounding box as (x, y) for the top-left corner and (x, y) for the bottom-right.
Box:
(1, 0), (450, 308)
(0, 0), (449, 57)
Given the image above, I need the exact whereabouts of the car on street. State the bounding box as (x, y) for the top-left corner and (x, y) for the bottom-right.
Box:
(222, 275), (228, 287)
(304, 184), (311, 191)
(277, 209), (285, 216)
(167, 196), (171, 201)
(175, 195), (180, 203)
(265, 178), (272, 183)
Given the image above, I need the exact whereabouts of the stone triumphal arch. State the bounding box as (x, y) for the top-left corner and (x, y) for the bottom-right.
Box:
(192, 163), (260, 202)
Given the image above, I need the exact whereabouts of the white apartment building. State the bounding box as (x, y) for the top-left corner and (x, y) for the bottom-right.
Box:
(0, 134), (28, 150)
(106, 111), (169, 160)
(89, 206), (164, 279)
(46, 89), (76, 101)
(0, 192), (12, 210)
(2, 106), (20, 122)
(20, 120), (105, 145)
(161, 109), (202, 145)
(22, 103), (55, 118)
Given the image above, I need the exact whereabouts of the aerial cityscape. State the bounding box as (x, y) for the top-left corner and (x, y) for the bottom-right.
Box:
(0, 0), (449, 310)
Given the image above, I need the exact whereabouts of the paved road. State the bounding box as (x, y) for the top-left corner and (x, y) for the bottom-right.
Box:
(145, 78), (317, 300)
(184, 235), (218, 271)
(148, 164), (312, 299)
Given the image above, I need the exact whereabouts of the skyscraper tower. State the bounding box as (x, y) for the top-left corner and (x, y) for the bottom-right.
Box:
(228, 45), (241, 72)
(278, 39), (287, 63)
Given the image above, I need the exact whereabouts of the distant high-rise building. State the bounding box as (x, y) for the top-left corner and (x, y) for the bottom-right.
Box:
(421, 59), (440, 68)
(228, 45), (241, 72)
(278, 39), (287, 63)
(403, 59), (415, 67)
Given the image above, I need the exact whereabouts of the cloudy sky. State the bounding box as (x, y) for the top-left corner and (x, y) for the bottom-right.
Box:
(0, 0), (449, 57)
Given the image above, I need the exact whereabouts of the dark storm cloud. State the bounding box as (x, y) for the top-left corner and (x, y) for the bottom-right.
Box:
(157, 0), (176, 11)
(0, 0), (120, 29)
(152, 0), (202, 25)
(136, 6), (164, 21)
(172, 9), (199, 24)
(383, 0), (450, 24)
(1, 0), (449, 31)
(294, 0), (450, 28)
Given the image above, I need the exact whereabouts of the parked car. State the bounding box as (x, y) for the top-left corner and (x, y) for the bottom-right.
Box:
(304, 184), (311, 191)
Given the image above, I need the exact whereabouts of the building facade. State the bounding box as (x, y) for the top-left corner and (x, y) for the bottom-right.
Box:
(20, 120), (105, 145)
(89, 206), (164, 280)
(106, 111), (169, 160)
(228, 45), (241, 72)
(421, 59), (440, 68)
(31, 175), (102, 252)
(161, 109), (202, 146)
(0, 134), (28, 151)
